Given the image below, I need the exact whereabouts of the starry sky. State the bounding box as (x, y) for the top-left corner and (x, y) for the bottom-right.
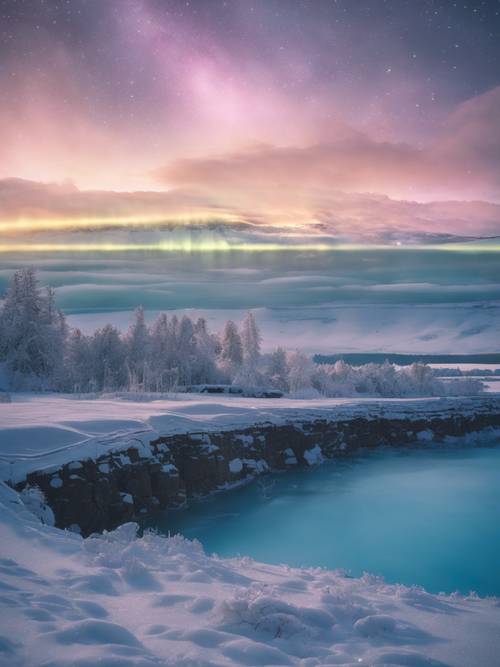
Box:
(1, 0), (500, 243)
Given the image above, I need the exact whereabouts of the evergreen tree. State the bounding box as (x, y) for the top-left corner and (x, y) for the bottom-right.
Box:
(220, 320), (243, 369)
(241, 311), (261, 366)
(0, 268), (67, 387)
(192, 317), (218, 384)
(176, 315), (196, 385)
(266, 347), (289, 391)
(286, 351), (315, 395)
(150, 313), (170, 391)
(126, 306), (150, 390)
(90, 324), (127, 391)
(65, 328), (93, 392)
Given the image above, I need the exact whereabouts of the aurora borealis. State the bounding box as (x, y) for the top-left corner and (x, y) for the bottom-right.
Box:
(1, 0), (500, 245)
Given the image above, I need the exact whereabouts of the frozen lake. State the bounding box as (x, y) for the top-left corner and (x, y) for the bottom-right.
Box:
(149, 443), (500, 597)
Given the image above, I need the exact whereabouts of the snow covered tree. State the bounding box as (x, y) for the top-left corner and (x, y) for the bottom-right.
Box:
(286, 351), (316, 396)
(219, 320), (243, 380)
(126, 306), (150, 390)
(65, 328), (93, 392)
(220, 320), (243, 366)
(241, 311), (261, 366)
(0, 268), (67, 388)
(265, 347), (289, 391)
(149, 313), (170, 391)
(235, 311), (263, 388)
(176, 315), (196, 385)
(192, 317), (218, 384)
(89, 324), (127, 391)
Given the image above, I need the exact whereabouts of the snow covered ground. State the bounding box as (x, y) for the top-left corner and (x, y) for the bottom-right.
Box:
(1, 393), (500, 666)
(1, 393), (498, 484)
(1, 480), (500, 667)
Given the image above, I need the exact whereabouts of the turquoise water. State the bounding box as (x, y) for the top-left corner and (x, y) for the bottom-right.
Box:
(149, 445), (500, 597)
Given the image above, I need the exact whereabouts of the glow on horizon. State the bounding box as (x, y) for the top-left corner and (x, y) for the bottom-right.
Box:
(0, 241), (498, 254)
(0, 212), (242, 234)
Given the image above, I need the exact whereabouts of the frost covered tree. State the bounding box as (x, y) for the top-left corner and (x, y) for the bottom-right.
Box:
(126, 306), (150, 390)
(149, 313), (172, 391)
(241, 311), (261, 366)
(265, 347), (289, 392)
(236, 311), (263, 387)
(65, 328), (93, 392)
(174, 315), (196, 385)
(0, 268), (67, 388)
(89, 324), (127, 391)
(192, 317), (218, 384)
(286, 351), (316, 396)
(219, 320), (243, 378)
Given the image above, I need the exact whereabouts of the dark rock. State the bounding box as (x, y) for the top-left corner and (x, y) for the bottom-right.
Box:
(13, 397), (500, 536)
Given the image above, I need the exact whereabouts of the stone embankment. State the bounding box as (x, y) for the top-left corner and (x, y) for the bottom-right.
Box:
(15, 398), (500, 535)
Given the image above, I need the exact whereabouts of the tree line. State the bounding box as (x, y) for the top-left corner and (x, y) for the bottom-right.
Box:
(0, 268), (483, 398)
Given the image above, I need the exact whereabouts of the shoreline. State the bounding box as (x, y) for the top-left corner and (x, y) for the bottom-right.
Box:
(4, 395), (500, 536)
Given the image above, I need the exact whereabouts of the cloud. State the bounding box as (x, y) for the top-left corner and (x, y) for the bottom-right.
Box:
(433, 86), (500, 181)
(1, 176), (499, 243)
(157, 86), (500, 204)
(1, 87), (499, 243)
(0, 178), (238, 231)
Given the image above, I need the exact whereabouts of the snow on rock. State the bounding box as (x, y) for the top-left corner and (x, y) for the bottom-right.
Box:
(161, 463), (178, 475)
(304, 444), (323, 465)
(417, 429), (435, 442)
(120, 492), (134, 505)
(229, 458), (244, 474)
(1, 393), (499, 484)
(19, 485), (55, 526)
(0, 481), (499, 667)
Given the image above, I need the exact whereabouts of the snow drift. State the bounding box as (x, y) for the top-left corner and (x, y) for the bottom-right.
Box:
(1, 480), (500, 667)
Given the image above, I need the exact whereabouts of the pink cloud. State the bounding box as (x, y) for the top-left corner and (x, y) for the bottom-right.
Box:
(156, 86), (500, 204)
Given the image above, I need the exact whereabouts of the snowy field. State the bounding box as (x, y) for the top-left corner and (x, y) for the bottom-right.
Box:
(2, 477), (500, 667)
(1, 393), (497, 483)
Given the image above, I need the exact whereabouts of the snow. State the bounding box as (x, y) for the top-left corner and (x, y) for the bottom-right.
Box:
(1, 392), (499, 484)
(49, 476), (63, 488)
(229, 458), (244, 474)
(416, 430), (434, 442)
(0, 481), (499, 667)
(303, 445), (323, 466)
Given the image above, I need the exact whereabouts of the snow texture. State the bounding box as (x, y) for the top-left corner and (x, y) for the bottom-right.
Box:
(0, 480), (499, 667)
(1, 393), (499, 484)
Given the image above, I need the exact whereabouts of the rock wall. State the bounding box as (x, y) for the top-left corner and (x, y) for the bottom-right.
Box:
(15, 402), (500, 536)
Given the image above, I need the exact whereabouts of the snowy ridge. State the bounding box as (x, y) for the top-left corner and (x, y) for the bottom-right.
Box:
(1, 480), (500, 667)
(1, 393), (500, 483)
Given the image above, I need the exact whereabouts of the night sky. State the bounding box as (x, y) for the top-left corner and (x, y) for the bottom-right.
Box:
(1, 0), (499, 240)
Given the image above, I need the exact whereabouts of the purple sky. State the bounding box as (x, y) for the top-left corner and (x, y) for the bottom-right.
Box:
(1, 0), (499, 241)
